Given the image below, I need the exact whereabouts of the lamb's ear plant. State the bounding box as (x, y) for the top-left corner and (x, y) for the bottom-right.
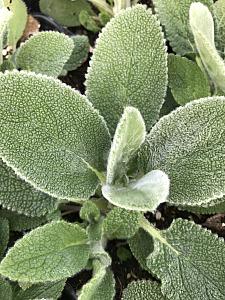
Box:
(0, 4), (225, 300)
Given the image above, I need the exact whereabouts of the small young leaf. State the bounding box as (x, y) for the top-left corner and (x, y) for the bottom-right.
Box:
(102, 170), (170, 212)
(39, 0), (95, 27)
(147, 219), (225, 300)
(0, 159), (58, 217)
(153, 0), (214, 55)
(0, 71), (110, 201)
(78, 261), (115, 300)
(0, 209), (56, 231)
(3, 0), (27, 49)
(128, 228), (154, 271)
(139, 97), (225, 207)
(0, 277), (12, 300)
(86, 5), (167, 134)
(14, 280), (66, 300)
(64, 35), (90, 72)
(168, 54), (210, 105)
(122, 280), (165, 300)
(15, 31), (74, 77)
(103, 207), (141, 239)
(80, 201), (100, 223)
(214, 0), (225, 53)
(0, 217), (9, 258)
(189, 2), (225, 93)
(0, 221), (90, 282)
(107, 107), (146, 185)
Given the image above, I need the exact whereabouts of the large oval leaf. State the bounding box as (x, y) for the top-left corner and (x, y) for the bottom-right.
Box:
(0, 221), (90, 282)
(15, 31), (74, 77)
(139, 96), (225, 207)
(0, 159), (58, 217)
(122, 281), (165, 300)
(0, 71), (111, 200)
(86, 5), (167, 134)
(146, 219), (225, 300)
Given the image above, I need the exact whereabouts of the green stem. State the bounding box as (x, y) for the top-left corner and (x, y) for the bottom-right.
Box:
(140, 217), (180, 255)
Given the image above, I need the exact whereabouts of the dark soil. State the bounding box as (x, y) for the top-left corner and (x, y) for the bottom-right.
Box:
(20, 1), (225, 299)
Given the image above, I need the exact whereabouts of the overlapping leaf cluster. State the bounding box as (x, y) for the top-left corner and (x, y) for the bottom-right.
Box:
(0, 1), (224, 300)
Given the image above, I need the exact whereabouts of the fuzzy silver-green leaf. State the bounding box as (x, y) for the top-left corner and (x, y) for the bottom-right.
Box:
(128, 228), (154, 271)
(153, 0), (214, 55)
(103, 207), (141, 239)
(107, 106), (146, 185)
(78, 262), (115, 300)
(64, 35), (89, 72)
(86, 4), (167, 134)
(139, 97), (225, 207)
(147, 218), (225, 300)
(0, 159), (58, 217)
(14, 280), (66, 300)
(122, 280), (165, 300)
(0, 221), (90, 282)
(0, 71), (110, 201)
(102, 170), (169, 212)
(15, 31), (74, 77)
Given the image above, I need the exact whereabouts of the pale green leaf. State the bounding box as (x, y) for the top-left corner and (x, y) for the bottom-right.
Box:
(86, 5), (167, 134)
(0, 277), (12, 300)
(39, 0), (94, 27)
(102, 170), (170, 212)
(168, 54), (210, 105)
(128, 228), (154, 271)
(147, 218), (225, 300)
(78, 261), (115, 300)
(122, 280), (165, 300)
(0, 218), (9, 258)
(64, 35), (90, 72)
(107, 107), (146, 185)
(0, 159), (58, 217)
(153, 0), (214, 55)
(103, 207), (141, 239)
(0, 8), (12, 64)
(189, 2), (225, 93)
(0, 221), (90, 282)
(214, 0), (225, 53)
(139, 97), (225, 207)
(14, 280), (66, 300)
(0, 208), (58, 231)
(3, 0), (27, 49)
(79, 10), (101, 33)
(0, 71), (111, 201)
(15, 31), (74, 77)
